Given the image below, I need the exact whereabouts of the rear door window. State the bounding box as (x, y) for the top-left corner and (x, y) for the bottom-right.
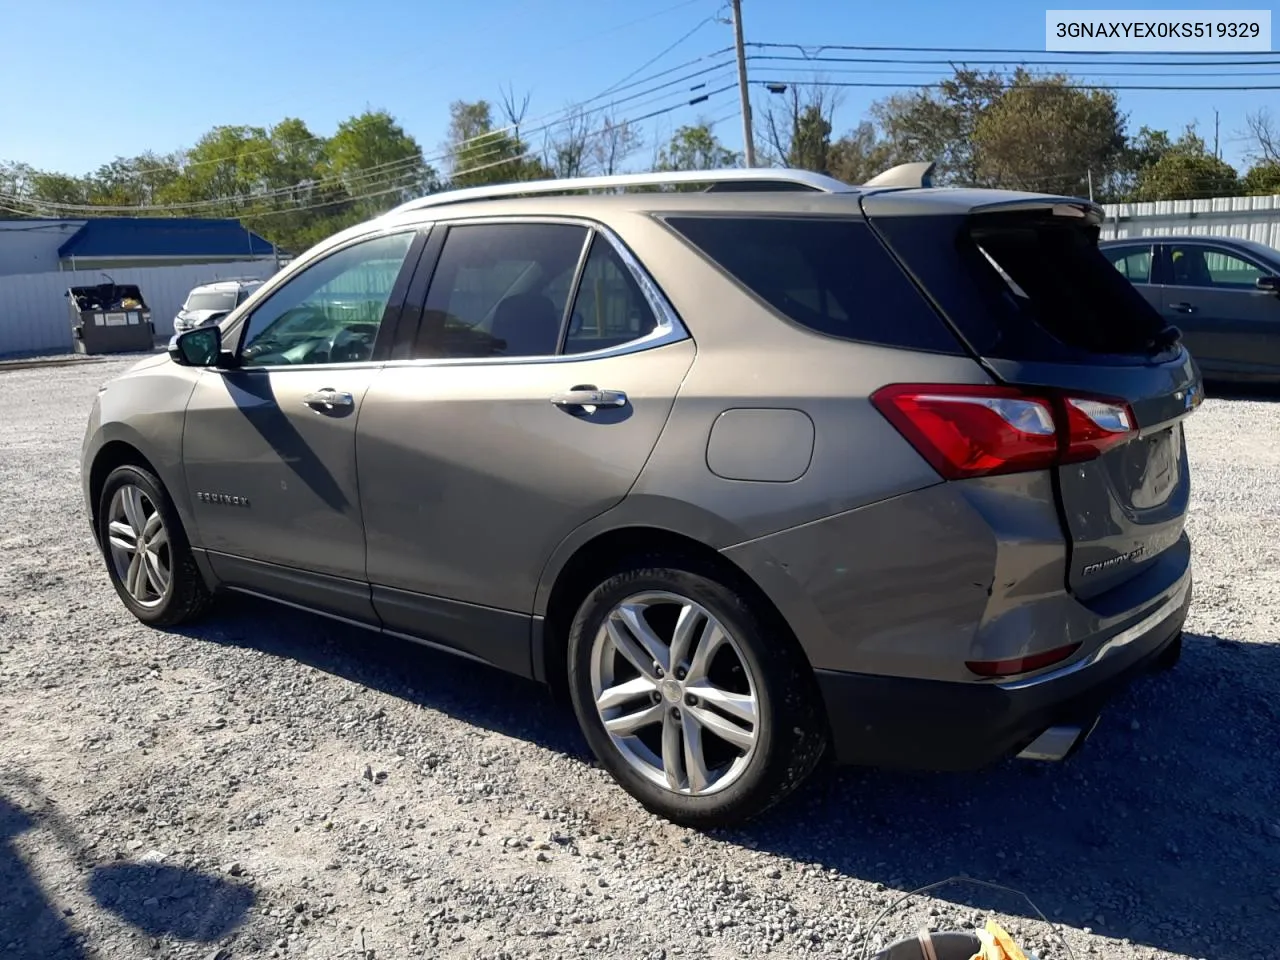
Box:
(1103, 244), (1153, 284)
(415, 222), (589, 358)
(662, 216), (962, 354)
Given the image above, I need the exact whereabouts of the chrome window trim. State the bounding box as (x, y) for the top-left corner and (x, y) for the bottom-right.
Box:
(382, 215), (691, 370)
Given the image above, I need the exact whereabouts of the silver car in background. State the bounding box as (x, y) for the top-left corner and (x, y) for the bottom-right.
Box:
(82, 166), (1198, 827)
(172, 279), (264, 334)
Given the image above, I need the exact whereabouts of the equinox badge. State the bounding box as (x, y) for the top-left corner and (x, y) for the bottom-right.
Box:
(196, 492), (251, 508)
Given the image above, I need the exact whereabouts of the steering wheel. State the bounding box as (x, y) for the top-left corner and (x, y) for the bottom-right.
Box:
(326, 327), (372, 364)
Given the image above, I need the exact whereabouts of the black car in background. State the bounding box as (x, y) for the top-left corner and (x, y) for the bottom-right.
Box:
(1100, 235), (1280, 384)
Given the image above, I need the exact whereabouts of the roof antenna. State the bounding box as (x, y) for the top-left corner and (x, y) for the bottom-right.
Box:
(863, 161), (936, 189)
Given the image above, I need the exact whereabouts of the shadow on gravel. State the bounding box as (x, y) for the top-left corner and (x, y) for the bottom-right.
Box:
(1205, 380), (1280, 402)
(178, 593), (588, 760)
(178, 600), (1280, 960)
(0, 781), (256, 955)
(88, 863), (255, 940)
(730, 632), (1280, 960)
(0, 796), (85, 960)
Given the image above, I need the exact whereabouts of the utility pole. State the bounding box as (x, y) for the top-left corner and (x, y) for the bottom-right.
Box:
(1087, 168), (1094, 202)
(730, 0), (756, 167)
(1214, 108), (1221, 159)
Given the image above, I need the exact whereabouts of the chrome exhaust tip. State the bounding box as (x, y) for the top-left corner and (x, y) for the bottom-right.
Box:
(1016, 722), (1094, 762)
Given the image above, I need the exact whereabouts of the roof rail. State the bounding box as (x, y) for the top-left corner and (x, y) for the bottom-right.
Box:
(385, 168), (857, 216)
(862, 161), (936, 189)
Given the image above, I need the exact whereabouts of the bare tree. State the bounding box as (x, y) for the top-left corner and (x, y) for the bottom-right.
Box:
(758, 82), (844, 172)
(592, 111), (644, 175)
(546, 106), (593, 178)
(1243, 108), (1280, 164)
(498, 83), (532, 145)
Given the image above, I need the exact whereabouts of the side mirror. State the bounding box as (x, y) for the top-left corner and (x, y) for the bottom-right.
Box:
(168, 326), (222, 367)
(1256, 275), (1280, 295)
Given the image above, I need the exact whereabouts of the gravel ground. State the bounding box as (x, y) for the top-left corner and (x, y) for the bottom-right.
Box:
(1, 357), (1277, 960)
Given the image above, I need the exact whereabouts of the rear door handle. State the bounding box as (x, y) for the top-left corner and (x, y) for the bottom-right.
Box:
(302, 388), (354, 411)
(1168, 302), (1198, 314)
(550, 386), (628, 409)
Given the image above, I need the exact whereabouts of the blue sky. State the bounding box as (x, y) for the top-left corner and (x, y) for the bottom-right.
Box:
(1, 0), (1275, 177)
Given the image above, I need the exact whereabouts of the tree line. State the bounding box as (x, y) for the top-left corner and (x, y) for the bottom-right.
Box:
(4, 67), (1280, 253)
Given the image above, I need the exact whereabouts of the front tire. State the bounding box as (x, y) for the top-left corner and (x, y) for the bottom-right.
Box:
(97, 464), (212, 628)
(566, 558), (827, 828)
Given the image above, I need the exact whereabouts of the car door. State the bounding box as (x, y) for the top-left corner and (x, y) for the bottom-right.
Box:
(182, 227), (426, 621)
(1156, 241), (1280, 376)
(356, 219), (696, 675)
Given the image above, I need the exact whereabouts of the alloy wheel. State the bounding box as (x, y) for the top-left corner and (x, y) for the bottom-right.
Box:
(589, 591), (760, 796)
(106, 484), (171, 608)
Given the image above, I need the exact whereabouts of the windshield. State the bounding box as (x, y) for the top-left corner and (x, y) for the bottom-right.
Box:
(183, 291), (237, 312)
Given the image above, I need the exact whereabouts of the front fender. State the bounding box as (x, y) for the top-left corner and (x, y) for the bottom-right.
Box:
(82, 361), (201, 541)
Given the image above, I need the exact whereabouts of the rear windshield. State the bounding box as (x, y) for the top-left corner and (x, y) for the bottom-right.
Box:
(870, 212), (1172, 363)
(184, 291), (237, 312)
(662, 215), (962, 354)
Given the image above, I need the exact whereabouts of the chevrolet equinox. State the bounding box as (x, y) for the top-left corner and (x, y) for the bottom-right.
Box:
(82, 165), (1198, 826)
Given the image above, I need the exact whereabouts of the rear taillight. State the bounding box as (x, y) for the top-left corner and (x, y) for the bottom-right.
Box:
(871, 383), (1136, 480)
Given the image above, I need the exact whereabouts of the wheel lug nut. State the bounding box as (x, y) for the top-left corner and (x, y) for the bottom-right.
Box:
(675, 668), (686, 680)
(654, 665), (664, 678)
(651, 692), (661, 704)
(684, 694), (697, 707)
(670, 707), (680, 719)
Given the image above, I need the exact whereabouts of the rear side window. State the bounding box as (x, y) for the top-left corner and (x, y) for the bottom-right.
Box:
(663, 216), (962, 354)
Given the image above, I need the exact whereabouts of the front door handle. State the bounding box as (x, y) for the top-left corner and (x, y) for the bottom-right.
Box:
(550, 386), (628, 410)
(1168, 302), (1198, 314)
(302, 388), (354, 411)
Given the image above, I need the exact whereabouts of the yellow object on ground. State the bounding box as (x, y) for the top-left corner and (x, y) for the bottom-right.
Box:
(969, 919), (1029, 960)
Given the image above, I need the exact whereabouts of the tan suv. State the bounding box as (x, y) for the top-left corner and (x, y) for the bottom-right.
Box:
(82, 167), (1197, 826)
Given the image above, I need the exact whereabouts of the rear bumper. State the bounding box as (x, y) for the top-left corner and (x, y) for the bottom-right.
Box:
(815, 570), (1191, 771)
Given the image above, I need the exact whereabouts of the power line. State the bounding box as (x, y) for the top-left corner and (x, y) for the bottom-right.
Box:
(748, 41), (1280, 57)
(2, 67), (735, 216)
(747, 51), (1280, 69)
(753, 78), (1280, 92)
(749, 64), (1280, 80)
(598, 10), (721, 97)
(31, 46), (733, 184)
(0, 88), (735, 219)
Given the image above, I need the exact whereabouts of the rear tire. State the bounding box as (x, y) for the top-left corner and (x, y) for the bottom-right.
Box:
(97, 465), (212, 628)
(566, 556), (827, 828)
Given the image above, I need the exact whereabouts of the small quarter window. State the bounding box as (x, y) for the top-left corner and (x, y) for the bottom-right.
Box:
(563, 237), (658, 355)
